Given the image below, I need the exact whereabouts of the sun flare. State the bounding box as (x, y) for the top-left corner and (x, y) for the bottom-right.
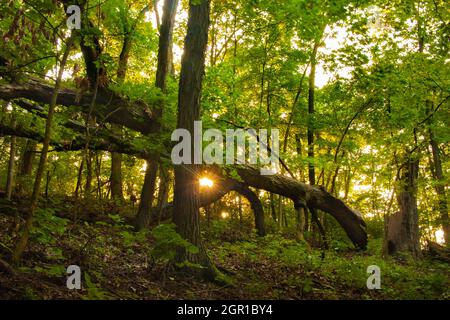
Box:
(199, 177), (214, 188)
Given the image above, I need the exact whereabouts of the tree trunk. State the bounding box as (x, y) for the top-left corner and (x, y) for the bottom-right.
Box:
(74, 156), (84, 198)
(95, 152), (102, 199)
(1, 113), (369, 249)
(384, 157), (421, 259)
(117, 36), (132, 82)
(110, 151), (123, 201)
(135, 0), (179, 230)
(135, 160), (158, 230)
(156, 164), (170, 223)
(110, 13), (137, 202)
(0, 80), (157, 135)
(12, 36), (73, 264)
(155, 0), (178, 93)
(5, 113), (17, 201)
(233, 185), (265, 236)
(232, 165), (367, 248)
(17, 139), (36, 196)
(20, 139), (37, 176)
(306, 36), (327, 245)
(427, 101), (449, 246)
(277, 195), (283, 225)
(84, 149), (93, 198)
(270, 193), (277, 223)
(307, 40), (319, 187)
(296, 206), (306, 241)
(45, 169), (51, 199)
(173, 0), (216, 279)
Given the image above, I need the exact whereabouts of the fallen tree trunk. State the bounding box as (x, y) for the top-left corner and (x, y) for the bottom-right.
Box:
(223, 167), (367, 249)
(150, 168), (368, 249)
(0, 110), (368, 249)
(0, 122), (153, 158)
(149, 178), (266, 236)
(426, 241), (450, 263)
(0, 79), (157, 134)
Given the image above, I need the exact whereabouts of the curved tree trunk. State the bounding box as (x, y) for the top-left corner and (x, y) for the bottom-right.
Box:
(231, 184), (265, 237)
(0, 111), (369, 250)
(231, 166), (367, 249)
(1, 111), (369, 250)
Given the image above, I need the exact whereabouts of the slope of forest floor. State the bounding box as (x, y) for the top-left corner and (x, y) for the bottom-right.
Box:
(0, 197), (448, 300)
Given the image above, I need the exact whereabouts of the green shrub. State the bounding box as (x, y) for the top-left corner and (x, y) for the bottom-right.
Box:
(31, 208), (69, 246)
(150, 223), (200, 268)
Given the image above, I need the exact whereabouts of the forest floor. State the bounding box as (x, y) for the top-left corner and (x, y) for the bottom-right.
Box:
(0, 197), (449, 300)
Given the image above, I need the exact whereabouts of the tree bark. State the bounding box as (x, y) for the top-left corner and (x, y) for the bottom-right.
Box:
(233, 185), (265, 237)
(135, 160), (158, 229)
(110, 6), (150, 202)
(135, 0), (179, 230)
(110, 151), (123, 201)
(20, 139), (37, 176)
(155, 0), (178, 94)
(45, 169), (52, 199)
(156, 164), (171, 223)
(117, 36), (132, 82)
(384, 158), (422, 259)
(173, 0), (216, 279)
(95, 152), (103, 199)
(74, 156), (84, 198)
(79, 18), (108, 90)
(5, 112), (17, 201)
(17, 139), (37, 196)
(427, 101), (449, 246)
(270, 193), (277, 223)
(296, 207), (306, 241)
(1, 115), (368, 249)
(307, 36), (327, 245)
(232, 166), (367, 249)
(84, 149), (93, 198)
(0, 80), (156, 135)
(307, 41), (319, 187)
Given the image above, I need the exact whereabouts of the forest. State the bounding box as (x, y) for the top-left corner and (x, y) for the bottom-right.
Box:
(0, 0), (448, 301)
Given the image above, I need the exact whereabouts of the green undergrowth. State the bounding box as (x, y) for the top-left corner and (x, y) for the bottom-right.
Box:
(207, 228), (450, 299)
(0, 207), (448, 300)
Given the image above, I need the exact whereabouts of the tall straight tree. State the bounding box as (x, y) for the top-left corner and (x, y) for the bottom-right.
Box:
(5, 108), (16, 201)
(427, 112), (449, 246)
(12, 35), (74, 264)
(306, 28), (328, 246)
(307, 36), (321, 187)
(135, 0), (179, 230)
(110, 151), (123, 200)
(17, 139), (37, 196)
(173, 0), (216, 279)
(111, 4), (152, 202)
